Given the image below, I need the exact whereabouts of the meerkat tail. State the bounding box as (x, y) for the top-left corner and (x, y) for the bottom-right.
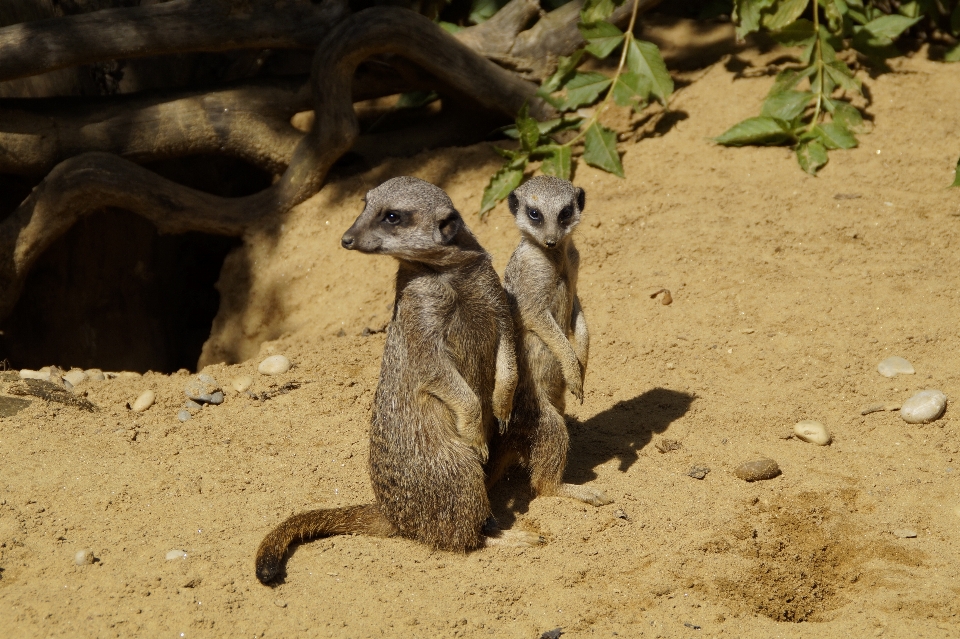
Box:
(255, 503), (395, 584)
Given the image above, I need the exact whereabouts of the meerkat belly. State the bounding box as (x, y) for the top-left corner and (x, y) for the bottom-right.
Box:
(519, 329), (565, 406)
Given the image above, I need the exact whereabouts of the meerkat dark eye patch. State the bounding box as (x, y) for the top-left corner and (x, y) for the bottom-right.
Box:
(382, 210), (404, 226)
(527, 208), (542, 223)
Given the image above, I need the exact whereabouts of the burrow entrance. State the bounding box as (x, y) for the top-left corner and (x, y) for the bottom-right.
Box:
(0, 155), (270, 373)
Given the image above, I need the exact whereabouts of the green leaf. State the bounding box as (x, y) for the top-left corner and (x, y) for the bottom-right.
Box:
(945, 43), (960, 63)
(733, 0), (776, 39)
(821, 0), (846, 33)
(539, 50), (584, 95)
(767, 67), (816, 97)
(582, 122), (624, 177)
(770, 18), (816, 45)
(862, 14), (921, 39)
(831, 102), (864, 132)
(438, 21), (464, 34)
(395, 91), (439, 109)
(714, 116), (795, 146)
(513, 104), (541, 153)
(626, 40), (674, 106)
(580, 0), (617, 24)
(951, 156), (960, 187)
(481, 162), (525, 216)
(762, 0), (810, 31)
(824, 60), (861, 94)
(796, 139), (828, 174)
(761, 90), (813, 121)
(492, 146), (526, 165)
(561, 71), (613, 110)
(813, 122), (858, 149)
(468, 0), (508, 24)
(539, 145), (573, 181)
(851, 29), (901, 59)
(579, 22), (624, 59)
(611, 71), (652, 110)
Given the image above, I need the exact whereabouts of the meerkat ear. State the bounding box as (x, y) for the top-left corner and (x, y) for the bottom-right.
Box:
(507, 191), (520, 216)
(435, 210), (462, 245)
(575, 187), (585, 212)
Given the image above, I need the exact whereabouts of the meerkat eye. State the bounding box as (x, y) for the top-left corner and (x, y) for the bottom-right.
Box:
(558, 206), (573, 223)
(384, 210), (402, 225)
(527, 208), (542, 222)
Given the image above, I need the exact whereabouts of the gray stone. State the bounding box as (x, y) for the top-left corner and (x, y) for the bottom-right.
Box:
(734, 458), (781, 482)
(877, 356), (915, 378)
(184, 374), (221, 404)
(900, 389), (947, 424)
(177, 410), (192, 422)
(74, 549), (96, 565)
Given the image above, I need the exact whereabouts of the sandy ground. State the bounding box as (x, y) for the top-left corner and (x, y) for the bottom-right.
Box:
(2, 24), (960, 639)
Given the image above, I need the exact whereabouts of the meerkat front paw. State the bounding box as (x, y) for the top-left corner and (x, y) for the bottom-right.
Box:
(566, 374), (584, 404)
(558, 483), (613, 507)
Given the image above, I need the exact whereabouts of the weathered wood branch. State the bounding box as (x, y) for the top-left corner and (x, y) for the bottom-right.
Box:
(508, 0), (663, 79)
(0, 0), (350, 83)
(0, 8), (554, 321)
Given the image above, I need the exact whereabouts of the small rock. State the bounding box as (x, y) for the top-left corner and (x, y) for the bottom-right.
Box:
(132, 390), (155, 412)
(900, 390), (947, 424)
(231, 375), (253, 393)
(85, 369), (106, 381)
(892, 529), (917, 539)
(274, 599), (287, 608)
(177, 410), (192, 422)
(184, 399), (202, 412)
(258, 355), (291, 376)
(793, 420), (831, 446)
(734, 458), (781, 482)
(540, 629), (564, 639)
(165, 549), (187, 560)
(877, 356), (915, 378)
(74, 549), (96, 565)
(63, 370), (87, 386)
(614, 509), (628, 520)
(208, 391), (224, 405)
(655, 439), (682, 453)
(184, 374), (221, 403)
(62, 379), (74, 391)
(687, 465), (710, 480)
(19, 369), (50, 382)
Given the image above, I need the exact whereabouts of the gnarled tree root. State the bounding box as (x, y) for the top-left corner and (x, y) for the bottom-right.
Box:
(0, 7), (554, 322)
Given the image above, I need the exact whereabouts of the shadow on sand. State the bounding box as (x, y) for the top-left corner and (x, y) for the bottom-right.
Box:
(490, 387), (695, 527)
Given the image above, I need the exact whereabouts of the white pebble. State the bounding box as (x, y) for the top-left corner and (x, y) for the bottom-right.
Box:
(893, 529), (917, 539)
(231, 375), (254, 393)
(258, 355), (291, 376)
(63, 370), (87, 386)
(877, 356), (915, 378)
(165, 549), (187, 561)
(132, 390), (155, 412)
(793, 420), (831, 446)
(177, 410), (192, 422)
(19, 369), (50, 381)
(900, 389), (947, 424)
(85, 369), (106, 381)
(74, 549), (95, 565)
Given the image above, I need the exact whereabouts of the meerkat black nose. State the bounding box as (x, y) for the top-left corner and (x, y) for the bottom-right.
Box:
(545, 239), (556, 248)
(341, 235), (355, 249)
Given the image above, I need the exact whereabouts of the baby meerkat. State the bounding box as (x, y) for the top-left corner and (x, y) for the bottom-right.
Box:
(255, 176), (535, 584)
(487, 175), (612, 507)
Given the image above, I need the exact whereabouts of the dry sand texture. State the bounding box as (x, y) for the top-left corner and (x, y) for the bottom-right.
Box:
(2, 23), (960, 639)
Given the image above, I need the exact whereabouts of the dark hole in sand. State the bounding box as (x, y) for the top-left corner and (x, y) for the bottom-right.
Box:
(0, 155), (269, 373)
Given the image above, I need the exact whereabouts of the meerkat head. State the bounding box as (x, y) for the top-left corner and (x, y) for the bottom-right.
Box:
(341, 176), (469, 264)
(507, 175), (585, 250)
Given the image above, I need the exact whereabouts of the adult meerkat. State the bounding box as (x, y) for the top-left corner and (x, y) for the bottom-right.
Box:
(255, 176), (533, 584)
(487, 175), (612, 507)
